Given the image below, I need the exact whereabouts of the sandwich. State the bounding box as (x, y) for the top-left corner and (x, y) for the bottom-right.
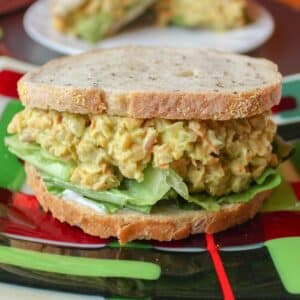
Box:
(5, 47), (292, 243)
(155, 0), (248, 30)
(51, 0), (156, 42)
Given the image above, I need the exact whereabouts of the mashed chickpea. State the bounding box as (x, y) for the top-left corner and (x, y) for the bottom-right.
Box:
(8, 108), (277, 196)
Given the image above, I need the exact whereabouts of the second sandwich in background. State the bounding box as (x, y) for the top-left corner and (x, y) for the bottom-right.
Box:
(51, 0), (249, 42)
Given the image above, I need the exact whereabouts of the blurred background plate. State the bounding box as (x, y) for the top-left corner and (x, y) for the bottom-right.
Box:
(23, 0), (274, 55)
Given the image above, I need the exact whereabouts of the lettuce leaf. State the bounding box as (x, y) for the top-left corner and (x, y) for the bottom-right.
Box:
(218, 168), (281, 205)
(46, 184), (122, 214)
(123, 166), (170, 206)
(5, 135), (74, 181)
(43, 164), (179, 211)
(61, 189), (120, 214)
(43, 175), (129, 206)
(44, 180), (151, 214)
(42, 167), (166, 213)
(165, 169), (189, 199)
(76, 13), (112, 43)
(164, 167), (281, 210)
(6, 134), (283, 214)
(43, 175), (153, 214)
(42, 166), (168, 208)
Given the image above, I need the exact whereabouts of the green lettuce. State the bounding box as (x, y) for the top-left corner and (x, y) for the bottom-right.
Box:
(42, 166), (168, 212)
(43, 175), (152, 214)
(44, 165), (281, 213)
(5, 135), (74, 181)
(44, 184), (120, 214)
(76, 13), (112, 43)
(219, 168), (281, 204)
(164, 167), (281, 211)
(5, 134), (285, 214)
(43, 165), (188, 212)
(123, 167), (171, 206)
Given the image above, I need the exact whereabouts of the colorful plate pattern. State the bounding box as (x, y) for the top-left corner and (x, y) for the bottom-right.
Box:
(1, 58), (300, 299)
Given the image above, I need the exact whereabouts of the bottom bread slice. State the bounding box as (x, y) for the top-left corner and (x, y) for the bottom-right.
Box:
(25, 163), (271, 244)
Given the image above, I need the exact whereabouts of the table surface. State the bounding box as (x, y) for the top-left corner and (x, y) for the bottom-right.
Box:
(0, 0), (300, 75)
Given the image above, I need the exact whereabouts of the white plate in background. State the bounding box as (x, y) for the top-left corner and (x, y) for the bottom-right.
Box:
(24, 0), (274, 55)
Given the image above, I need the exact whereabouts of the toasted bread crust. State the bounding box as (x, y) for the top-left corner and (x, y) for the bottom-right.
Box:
(25, 163), (271, 243)
(18, 47), (282, 120)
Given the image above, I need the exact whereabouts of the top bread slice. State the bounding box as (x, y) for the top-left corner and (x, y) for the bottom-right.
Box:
(18, 47), (282, 120)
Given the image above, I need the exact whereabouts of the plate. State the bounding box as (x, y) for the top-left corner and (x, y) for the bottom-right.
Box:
(23, 0), (274, 55)
(1, 58), (300, 299)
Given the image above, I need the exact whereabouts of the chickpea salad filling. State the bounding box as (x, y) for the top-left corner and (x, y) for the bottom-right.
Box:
(5, 108), (293, 214)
